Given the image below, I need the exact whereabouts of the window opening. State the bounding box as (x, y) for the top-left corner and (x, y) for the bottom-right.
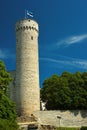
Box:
(31, 36), (33, 40)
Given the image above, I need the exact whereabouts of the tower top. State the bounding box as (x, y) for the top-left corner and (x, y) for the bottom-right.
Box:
(15, 19), (39, 33)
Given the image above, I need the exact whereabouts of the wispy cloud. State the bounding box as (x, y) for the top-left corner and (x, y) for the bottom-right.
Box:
(0, 49), (15, 59)
(40, 56), (87, 70)
(0, 50), (7, 59)
(57, 34), (87, 47)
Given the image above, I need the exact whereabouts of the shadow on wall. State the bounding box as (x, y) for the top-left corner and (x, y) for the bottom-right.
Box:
(28, 124), (38, 130)
(60, 110), (87, 118)
(73, 110), (87, 118)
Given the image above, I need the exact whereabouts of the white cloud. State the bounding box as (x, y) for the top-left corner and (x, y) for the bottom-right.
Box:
(40, 56), (87, 70)
(0, 50), (7, 59)
(0, 49), (15, 59)
(72, 60), (87, 69)
(57, 34), (87, 47)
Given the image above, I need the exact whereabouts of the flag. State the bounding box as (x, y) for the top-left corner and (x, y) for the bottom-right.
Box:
(27, 10), (33, 17)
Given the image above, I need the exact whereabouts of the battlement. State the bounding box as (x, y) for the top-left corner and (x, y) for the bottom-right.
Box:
(15, 19), (38, 33)
(16, 25), (38, 32)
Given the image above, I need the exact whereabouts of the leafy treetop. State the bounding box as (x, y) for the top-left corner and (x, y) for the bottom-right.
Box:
(41, 72), (87, 110)
(0, 61), (11, 95)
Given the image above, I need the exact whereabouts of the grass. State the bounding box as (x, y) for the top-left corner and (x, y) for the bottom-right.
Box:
(57, 127), (80, 130)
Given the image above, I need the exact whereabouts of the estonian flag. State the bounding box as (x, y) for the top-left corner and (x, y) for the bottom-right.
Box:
(27, 11), (33, 17)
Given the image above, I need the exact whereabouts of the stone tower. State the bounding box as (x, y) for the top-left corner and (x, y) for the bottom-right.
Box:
(15, 19), (40, 116)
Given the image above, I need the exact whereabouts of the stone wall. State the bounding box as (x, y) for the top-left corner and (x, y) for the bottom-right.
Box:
(33, 110), (87, 127)
(8, 70), (16, 102)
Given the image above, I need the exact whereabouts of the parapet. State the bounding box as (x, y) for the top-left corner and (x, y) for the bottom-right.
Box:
(15, 19), (39, 33)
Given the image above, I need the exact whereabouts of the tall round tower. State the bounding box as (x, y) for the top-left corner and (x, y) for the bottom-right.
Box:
(15, 19), (40, 116)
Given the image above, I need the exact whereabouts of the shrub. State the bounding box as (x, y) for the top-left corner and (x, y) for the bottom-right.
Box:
(81, 126), (87, 130)
(0, 119), (19, 130)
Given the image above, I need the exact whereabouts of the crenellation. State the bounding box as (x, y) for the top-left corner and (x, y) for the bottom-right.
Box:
(16, 26), (38, 32)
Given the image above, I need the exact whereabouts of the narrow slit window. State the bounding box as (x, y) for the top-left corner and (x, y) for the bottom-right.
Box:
(31, 36), (33, 40)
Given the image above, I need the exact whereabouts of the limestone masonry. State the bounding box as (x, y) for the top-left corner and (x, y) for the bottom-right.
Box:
(34, 110), (87, 127)
(10, 19), (40, 116)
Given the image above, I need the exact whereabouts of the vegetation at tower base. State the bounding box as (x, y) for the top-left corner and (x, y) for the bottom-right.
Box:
(0, 61), (19, 130)
(0, 61), (12, 95)
(41, 71), (87, 110)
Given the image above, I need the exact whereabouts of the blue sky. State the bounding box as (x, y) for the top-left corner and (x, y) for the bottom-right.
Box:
(0, 0), (87, 87)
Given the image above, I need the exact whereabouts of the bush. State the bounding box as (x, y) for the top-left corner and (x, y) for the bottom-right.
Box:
(0, 119), (19, 130)
(81, 126), (87, 130)
(0, 61), (19, 130)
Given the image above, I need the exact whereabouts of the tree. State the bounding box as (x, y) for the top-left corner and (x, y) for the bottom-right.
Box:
(0, 61), (18, 130)
(41, 74), (71, 110)
(0, 91), (16, 120)
(0, 61), (11, 95)
(41, 72), (87, 110)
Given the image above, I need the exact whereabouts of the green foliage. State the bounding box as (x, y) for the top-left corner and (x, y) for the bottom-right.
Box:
(0, 119), (19, 130)
(0, 91), (17, 120)
(41, 72), (87, 110)
(0, 61), (18, 129)
(0, 61), (11, 95)
(80, 126), (87, 130)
